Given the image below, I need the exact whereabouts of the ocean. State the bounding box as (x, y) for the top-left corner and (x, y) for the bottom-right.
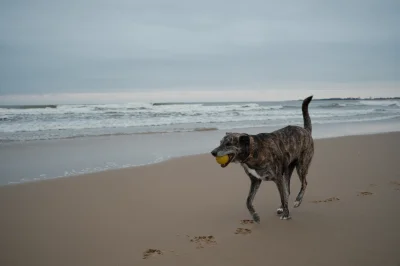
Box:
(1, 99), (400, 142)
(1, 98), (400, 186)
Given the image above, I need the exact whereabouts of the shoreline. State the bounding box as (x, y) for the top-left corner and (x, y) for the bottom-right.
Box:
(2, 130), (400, 188)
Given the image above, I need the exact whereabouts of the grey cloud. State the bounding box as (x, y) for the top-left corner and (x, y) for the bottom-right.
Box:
(0, 0), (399, 95)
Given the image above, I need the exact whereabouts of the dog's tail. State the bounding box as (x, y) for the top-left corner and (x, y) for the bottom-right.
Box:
(302, 95), (313, 133)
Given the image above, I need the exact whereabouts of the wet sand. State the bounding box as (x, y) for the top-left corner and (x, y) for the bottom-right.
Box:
(0, 132), (399, 266)
(2, 119), (400, 186)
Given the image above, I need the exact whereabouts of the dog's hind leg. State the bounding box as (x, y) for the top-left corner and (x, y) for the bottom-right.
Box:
(277, 162), (296, 215)
(294, 153), (313, 208)
(246, 178), (262, 223)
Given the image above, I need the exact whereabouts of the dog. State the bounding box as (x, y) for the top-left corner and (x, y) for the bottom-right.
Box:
(211, 96), (314, 222)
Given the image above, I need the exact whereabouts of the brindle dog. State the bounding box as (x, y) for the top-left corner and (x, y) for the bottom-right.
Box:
(211, 96), (314, 222)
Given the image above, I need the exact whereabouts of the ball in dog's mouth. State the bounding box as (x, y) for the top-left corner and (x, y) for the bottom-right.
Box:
(219, 154), (234, 168)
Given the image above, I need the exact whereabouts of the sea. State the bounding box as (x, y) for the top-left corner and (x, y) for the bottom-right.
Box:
(1, 98), (400, 186)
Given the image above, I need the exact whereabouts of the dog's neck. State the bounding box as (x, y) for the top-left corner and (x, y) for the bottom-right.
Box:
(241, 136), (255, 164)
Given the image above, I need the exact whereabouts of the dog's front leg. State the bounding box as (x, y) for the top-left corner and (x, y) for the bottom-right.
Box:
(246, 178), (262, 223)
(276, 176), (291, 220)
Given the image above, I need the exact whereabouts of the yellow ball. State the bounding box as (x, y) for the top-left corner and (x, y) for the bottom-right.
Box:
(216, 155), (230, 165)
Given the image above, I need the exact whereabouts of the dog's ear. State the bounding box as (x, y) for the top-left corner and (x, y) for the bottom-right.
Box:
(239, 134), (250, 157)
(239, 134), (250, 145)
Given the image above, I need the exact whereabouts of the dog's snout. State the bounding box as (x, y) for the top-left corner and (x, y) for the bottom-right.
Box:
(211, 149), (218, 157)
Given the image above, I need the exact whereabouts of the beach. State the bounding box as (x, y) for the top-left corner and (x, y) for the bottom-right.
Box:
(1, 132), (399, 266)
(2, 1), (399, 264)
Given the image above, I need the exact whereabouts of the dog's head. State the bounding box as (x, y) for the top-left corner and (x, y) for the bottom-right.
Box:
(210, 132), (251, 168)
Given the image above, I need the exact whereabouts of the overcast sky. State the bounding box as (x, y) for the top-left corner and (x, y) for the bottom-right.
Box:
(0, 0), (399, 103)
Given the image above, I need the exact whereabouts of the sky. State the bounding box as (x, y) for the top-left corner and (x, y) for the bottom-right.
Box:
(0, 0), (399, 104)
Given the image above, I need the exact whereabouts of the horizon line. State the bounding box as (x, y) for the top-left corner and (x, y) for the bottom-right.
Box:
(1, 96), (399, 107)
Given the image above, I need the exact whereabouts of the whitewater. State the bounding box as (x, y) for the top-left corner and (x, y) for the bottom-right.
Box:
(1, 99), (400, 142)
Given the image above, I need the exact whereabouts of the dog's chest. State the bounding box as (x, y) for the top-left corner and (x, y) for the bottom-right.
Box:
(241, 164), (271, 181)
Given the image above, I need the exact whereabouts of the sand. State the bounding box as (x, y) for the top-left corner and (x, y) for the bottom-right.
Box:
(1, 132), (400, 266)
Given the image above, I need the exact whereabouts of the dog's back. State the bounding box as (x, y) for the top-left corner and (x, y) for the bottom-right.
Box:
(257, 96), (314, 162)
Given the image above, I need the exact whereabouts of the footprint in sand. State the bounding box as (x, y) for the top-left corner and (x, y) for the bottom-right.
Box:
(389, 181), (400, 191)
(240, 219), (255, 225)
(143, 249), (163, 260)
(357, 191), (374, 196)
(235, 228), (252, 235)
(390, 181), (400, 190)
(311, 197), (340, 203)
(189, 235), (217, 249)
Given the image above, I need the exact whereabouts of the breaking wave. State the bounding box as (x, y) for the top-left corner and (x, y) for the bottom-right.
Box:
(1, 99), (399, 141)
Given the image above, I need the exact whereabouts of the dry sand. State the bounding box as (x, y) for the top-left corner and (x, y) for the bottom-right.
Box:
(1, 132), (400, 266)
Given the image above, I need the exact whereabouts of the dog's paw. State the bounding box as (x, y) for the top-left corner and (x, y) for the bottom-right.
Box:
(276, 207), (283, 214)
(293, 201), (301, 208)
(280, 215), (291, 220)
(252, 213), (260, 223)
